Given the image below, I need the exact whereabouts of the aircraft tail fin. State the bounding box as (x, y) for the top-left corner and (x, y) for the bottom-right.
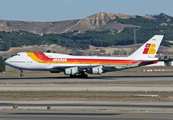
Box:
(128, 35), (164, 59)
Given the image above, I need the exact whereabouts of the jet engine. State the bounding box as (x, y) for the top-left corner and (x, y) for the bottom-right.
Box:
(64, 67), (78, 75)
(91, 66), (103, 74)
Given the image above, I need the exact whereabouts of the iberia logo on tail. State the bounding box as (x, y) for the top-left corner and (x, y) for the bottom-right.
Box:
(143, 43), (156, 54)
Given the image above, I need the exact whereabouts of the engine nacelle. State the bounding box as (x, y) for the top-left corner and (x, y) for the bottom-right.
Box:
(64, 67), (78, 75)
(91, 66), (103, 74)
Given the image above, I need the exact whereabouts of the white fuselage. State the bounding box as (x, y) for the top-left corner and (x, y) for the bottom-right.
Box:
(5, 52), (157, 72)
(4, 35), (163, 77)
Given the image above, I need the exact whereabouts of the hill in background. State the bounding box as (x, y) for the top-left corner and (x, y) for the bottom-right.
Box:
(1, 12), (173, 57)
(0, 12), (146, 34)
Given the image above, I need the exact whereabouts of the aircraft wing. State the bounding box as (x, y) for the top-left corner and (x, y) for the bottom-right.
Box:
(138, 60), (158, 66)
(52, 65), (100, 70)
(102, 61), (141, 71)
(51, 61), (141, 71)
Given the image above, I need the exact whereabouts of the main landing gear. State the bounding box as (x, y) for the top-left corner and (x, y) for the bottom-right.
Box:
(20, 70), (24, 77)
(70, 73), (88, 78)
(80, 72), (88, 78)
(70, 74), (77, 78)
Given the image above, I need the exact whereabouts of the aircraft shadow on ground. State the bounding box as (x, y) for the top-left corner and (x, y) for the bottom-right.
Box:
(1, 75), (173, 80)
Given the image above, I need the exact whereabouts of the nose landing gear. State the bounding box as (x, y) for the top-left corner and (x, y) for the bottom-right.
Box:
(20, 70), (24, 77)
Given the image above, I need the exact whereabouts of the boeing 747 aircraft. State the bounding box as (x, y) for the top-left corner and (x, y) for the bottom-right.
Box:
(5, 35), (163, 78)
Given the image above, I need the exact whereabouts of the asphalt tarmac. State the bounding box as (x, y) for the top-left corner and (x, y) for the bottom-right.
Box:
(1, 75), (173, 83)
(0, 84), (172, 91)
(0, 75), (173, 119)
(1, 111), (172, 120)
(0, 101), (173, 120)
(0, 76), (173, 92)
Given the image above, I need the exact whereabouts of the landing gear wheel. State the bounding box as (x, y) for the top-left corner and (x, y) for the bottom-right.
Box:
(20, 70), (24, 77)
(84, 74), (88, 78)
(77, 74), (88, 78)
(20, 74), (24, 77)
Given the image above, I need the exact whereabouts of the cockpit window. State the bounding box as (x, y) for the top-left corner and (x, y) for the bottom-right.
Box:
(14, 54), (20, 56)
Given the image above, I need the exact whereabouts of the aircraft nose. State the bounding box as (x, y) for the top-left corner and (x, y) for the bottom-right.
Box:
(4, 59), (9, 65)
(4, 58), (11, 66)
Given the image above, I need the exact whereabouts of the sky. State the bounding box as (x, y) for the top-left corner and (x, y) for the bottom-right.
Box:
(0, 0), (172, 22)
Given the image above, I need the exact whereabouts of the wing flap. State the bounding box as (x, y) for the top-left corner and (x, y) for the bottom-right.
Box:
(103, 61), (141, 70)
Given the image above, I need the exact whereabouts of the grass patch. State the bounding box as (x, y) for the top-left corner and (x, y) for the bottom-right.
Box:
(0, 91), (173, 101)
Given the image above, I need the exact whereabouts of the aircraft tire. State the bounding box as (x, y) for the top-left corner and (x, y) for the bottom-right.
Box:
(20, 74), (24, 77)
(77, 74), (88, 78)
(70, 74), (76, 78)
(84, 74), (88, 78)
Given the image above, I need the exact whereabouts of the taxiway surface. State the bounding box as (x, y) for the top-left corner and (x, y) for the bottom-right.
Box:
(0, 84), (172, 91)
(1, 75), (173, 83)
(0, 101), (173, 120)
(0, 75), (173, 119)
(0, 76), (173, 91)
